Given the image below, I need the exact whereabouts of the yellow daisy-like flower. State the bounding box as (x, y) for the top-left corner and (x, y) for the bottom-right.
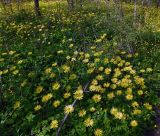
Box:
(126, 94), (133, 100)
(107, 92), (115, 100)
(13, 101), (21, 109)
(146, 68), (153, 72)
(130, 120), (138, 127)
(103, 82), (110, 88)
(96, 75), (104, 80)
(98, 67), (104, 71)
(94, 129), (103, 136)
(92, 94), (101, 103)
(110, 107), (118, 115)
(133, 109), (142, 115)
(114, 112), (126, 120)
(132, 101), (139, 108)
(64, 105), (74, 114)
(90, 107), (96, 112)
(62, 65), (70, 73)
(63, 92), (71, 99)
(84, 118), (94, 127)
(52, 82), (60, 90)
(50, 73), (56, 78)
(104, 68), (111, 75)
(69, 74), (77, 80)
(137, 90), (143, 95)
(52, 62), (57, 67)
(78, 109), (86, 117)
(34, 105), (42, 111)
(116, 90), (122, 95)
(41, 93), (53, 102)
(50, 120), (58, 129)
(13, 70), (19, 75)
(53, 100), (61, 108)
(35, 86), (43, 94)
(91, 79), (98, 85)
(144, 103), (152, 110)
(45, 68), (52, 74)
(74, 89), (83, 100)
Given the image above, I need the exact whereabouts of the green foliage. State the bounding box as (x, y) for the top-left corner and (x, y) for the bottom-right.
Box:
(0, 1), (160, 136)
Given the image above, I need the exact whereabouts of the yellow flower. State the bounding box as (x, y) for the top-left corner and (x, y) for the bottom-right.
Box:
(78, 109), (86, 117)
(50, 73), (56, 78)
(91, 80), (98, 85)
(144, 103), (152, 110)
(50, 120), (58, 129)
(96, 75), (104, 80)
(52, 82), (60, 90)
(84, 118), (94, 127)
(94, 129), (103, 136)
(92, 94), (101, 103)
(146, 68), (153, 72)
(13, 70), (19, 75)
(137, 90), (143, 95)
(104, 68), (111, 75)
(130, 120), (138, 127)
(110, 84), (117, 89)
(63, 92), (71, 99)
(83, 59), (89, 63)
(126, 94), (133, 100)
(103, 58), (109, 64)
(133, 109), (142, 115)
(90, 107), (96, 112)
(103, 83), (110, 88)
(140, 69), (145, 73)
(74, 89), (83, 100)
(116, 90), (122, 95)
(87, 68), (94, 74)
(115, 112), (125, 120)
(28, 52), (32, 55)
(34, 105), (42, 111)
(17, 60), (23, 64)
(98, 67), (104, 71)
(45, 68), (52, 74)
(13, 101), (21, 109)
(64, 105), (74, 114)
(10, 66), (16, 71)
(107, 92), (115, 100)
(111, 78), (118, 83)
(35, 86), (43, 94)
(62, 65), (70, 73)
(134, 76), (144, 86)
(69, 74), (77, 80)
(21, 80), (27, 87)
(42, 93), (53, 102)
(132, 101), (139, 108)
(52, 62), (57, 66)
(53, 100), (61, 108)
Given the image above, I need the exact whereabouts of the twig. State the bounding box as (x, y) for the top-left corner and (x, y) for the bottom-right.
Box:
(56, 82), (90, 136)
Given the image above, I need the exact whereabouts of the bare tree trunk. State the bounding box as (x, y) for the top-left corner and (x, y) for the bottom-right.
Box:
(67, 0), (75, 10)
(134, 0), (137, 23)
(157, 0), (160, 7)
(105, 0), (110, 11)
(34, 0), (41, 16)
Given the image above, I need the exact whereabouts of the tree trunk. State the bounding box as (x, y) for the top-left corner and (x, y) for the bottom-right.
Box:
(134, 0), (137, 22)
(157, 0), (160, 7)
(34, 0), (41, 16)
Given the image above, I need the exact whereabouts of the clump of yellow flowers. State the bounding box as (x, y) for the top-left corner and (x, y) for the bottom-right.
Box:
(4, 47), (156, 136)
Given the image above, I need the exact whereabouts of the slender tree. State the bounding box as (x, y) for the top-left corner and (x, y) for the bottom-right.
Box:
(34, 0), (41, 16)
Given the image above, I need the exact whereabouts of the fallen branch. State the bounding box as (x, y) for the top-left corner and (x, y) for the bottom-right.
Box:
(56, 82), (90, 136)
